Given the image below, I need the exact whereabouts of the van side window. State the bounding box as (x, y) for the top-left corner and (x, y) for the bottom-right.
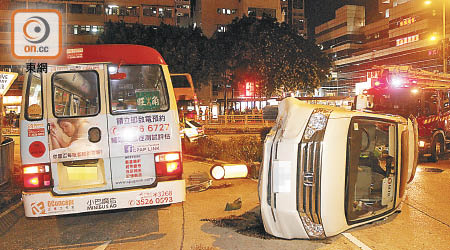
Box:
(25, 73), (43, 120)
(109, 65), (169, 114)
(52, 71), (100, 117)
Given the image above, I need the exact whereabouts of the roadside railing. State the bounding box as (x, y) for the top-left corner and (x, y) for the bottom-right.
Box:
(200, 114), (274, 133)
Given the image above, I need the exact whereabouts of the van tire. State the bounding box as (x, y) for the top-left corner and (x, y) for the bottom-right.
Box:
(429, 136), (444, 162)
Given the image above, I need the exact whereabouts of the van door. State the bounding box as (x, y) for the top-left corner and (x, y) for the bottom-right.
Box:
(46, 64), (112, 195)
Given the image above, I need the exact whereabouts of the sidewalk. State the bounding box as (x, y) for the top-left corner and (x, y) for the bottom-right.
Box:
(0, 135), (22, 215)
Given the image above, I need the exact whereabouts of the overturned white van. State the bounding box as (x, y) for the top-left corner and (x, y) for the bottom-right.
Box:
(259, 97), (418, 239)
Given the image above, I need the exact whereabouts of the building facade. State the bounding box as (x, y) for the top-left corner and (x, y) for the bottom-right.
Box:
(0, 0), (180, 111)
(0, 0), (178, 64)
(316, 0), (445, 96)
(175, 0), (192, 27)
(280, 0), (307, 37)
(193, 0), (281, 38)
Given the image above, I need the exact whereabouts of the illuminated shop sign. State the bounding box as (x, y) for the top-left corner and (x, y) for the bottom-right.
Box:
(367, 70), (381, 79)
(396, 34), (419, 46)
(399, 17), (416, 27)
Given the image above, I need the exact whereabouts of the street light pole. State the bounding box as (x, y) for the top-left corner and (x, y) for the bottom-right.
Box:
(443, 0), (447, 73)
(426, 0), (447, 72)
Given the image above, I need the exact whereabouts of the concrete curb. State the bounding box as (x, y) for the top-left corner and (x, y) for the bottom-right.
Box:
(0, 201), (23, 235)
(183, 154), (229, 165)
(183, 154), (260, 166)
(0, 201), (22, 219)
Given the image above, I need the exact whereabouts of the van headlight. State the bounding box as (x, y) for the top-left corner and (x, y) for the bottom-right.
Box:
(298, 108), (332, 239)
(302, 108), (332, 142)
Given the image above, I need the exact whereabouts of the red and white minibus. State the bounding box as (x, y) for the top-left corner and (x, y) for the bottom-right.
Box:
(20, 44), (185, 217)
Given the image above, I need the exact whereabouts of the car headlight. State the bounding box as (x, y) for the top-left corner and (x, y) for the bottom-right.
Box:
(302, 108), (332, 142)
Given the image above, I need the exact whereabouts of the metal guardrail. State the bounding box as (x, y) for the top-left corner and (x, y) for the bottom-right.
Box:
(200, 114), (274, 133)
(202, 114), (270, 125)
(0, 138), (14, 187)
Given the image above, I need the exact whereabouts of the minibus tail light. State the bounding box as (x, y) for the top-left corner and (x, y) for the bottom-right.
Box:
(154, 152), (182, 180)
(166, 162), (179, 173)
(23, 166), (40, 174)
(23, 164), (52, 190)
(155, 152), (180, 162)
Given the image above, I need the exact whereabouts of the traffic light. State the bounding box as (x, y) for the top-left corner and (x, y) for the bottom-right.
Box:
(245, 81), (254, 97)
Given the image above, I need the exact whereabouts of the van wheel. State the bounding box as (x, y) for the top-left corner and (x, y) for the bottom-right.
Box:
(429, 136), (444, 162)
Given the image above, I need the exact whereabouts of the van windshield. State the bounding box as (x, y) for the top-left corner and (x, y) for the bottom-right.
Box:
(109, 65), (169, 114)
(369, 88), (420, 117)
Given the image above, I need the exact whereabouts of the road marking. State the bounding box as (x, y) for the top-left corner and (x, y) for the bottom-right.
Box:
(93, 240), (111, 250)
(342, 233), (373, 250)
(405, 202), (450, 228)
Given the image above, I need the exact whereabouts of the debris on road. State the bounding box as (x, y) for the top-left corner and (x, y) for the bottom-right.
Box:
(209, 183), (233, 189)
(422, 167), (444, 173)
(224, 197), (242, 211)
(202, 208), (276, 239)
(186, 172), (212, 192)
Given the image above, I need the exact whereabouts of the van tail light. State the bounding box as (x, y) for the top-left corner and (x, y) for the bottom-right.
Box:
(23, 164), (52, 190)
(154, 152), (182, 180)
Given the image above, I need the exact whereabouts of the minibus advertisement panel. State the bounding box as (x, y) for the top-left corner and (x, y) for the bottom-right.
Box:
(48, 117), (109, 162)
(107, 111), (179, 157)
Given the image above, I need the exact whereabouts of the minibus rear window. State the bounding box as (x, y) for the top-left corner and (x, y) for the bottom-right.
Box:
(109, 65), (169, 114)
(52, 71), (100, 117)
(25, 72), (43, 120)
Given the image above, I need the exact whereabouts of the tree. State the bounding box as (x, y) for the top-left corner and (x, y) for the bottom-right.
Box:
(98, 16), (331, 96)
(210, 15), (331, 96)
(98, 21), (209, 88)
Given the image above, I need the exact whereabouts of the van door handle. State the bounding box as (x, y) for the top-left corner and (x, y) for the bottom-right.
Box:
(47, 123), (51, 134)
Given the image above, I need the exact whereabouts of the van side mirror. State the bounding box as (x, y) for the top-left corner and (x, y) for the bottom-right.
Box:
(110, 73), (127, 80)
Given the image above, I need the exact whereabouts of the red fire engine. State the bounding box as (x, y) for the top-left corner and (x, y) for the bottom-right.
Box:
(359, 65), (450, 162)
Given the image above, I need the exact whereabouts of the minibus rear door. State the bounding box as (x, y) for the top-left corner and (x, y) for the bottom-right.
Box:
(46, 64), (113, 195)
